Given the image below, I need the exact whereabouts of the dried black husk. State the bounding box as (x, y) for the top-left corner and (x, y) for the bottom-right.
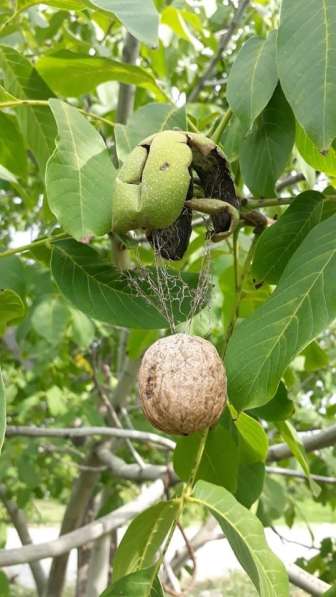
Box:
(147, 179), (193, 261)
(193, 148), (239, 234)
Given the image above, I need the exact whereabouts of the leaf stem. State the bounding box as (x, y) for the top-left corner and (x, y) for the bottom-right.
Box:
(220, 234), (259, 356)
(242, 195), (336, 209)
(0, 100), (114, 128)
(210, 109), (233, 144)
(0, 232), (68, 259)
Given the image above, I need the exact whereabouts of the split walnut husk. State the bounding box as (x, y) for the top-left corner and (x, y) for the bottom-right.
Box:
(112, 130), (239, 260)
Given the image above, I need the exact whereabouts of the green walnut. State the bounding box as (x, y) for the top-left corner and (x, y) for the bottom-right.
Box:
(111, 130), (240, 238)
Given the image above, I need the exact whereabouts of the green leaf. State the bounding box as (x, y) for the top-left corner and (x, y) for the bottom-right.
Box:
(240, 85), (295, 196)
(296, 124), (336, 177)
(70, 309), (95, 349)
(235, 413), (268, 463)
(161, 6), (194, 43)
(257, 477), (287, 527)
(46, 100), (116, 241)
(0, 165), (17, 183)
(17, 0), (88, 9)
(275, 421), (320, 496)
(220, 114), (247, 162)
(89, 0), (159, 46)
(115, 102), (186, 162)
(252, 191), (324, 285)
(173, 410), (240, 493)
(113, 502), (178, 581)
(0, 45), (56, 173)
(248, 383), (294, 422)
(227, 32), (278, 130)
(234, 413), (268, 507)
(36, 50), (165, 99)
(191, 481), (289, 597)
(302, 341), (329, 372)
(51, 240), (199, 329)
(0, 112), (27, 178)
(226, 213), (336, 410)
(101, 566), (163, 597)
(0, 371), (6, 454)
(31, 296), (70, 344)
(278, 0), (336, 150)
(0, 256), (26, 295)
(0, 83), (17, 102)
(0, 289), (25, 334)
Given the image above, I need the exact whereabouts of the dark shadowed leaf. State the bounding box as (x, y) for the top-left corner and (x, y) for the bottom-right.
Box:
(46, 100), (116, 240)
(51, 240), (199, 329)
(240, 85), (295, 196)
(278, 0), (336, 150)
(252, 191), (324, 284)
(89, 0), (159, 46)
(248, 383), (294, 422)
(226, 214), (336, 410)
(173, 410), (240, 493)
(227, 31), (278, 130)
(113, 502), (178, 581)
(191, 481), (289, 597)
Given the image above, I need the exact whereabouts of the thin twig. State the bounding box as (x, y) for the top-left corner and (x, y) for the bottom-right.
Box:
(188, 0), (250, 102)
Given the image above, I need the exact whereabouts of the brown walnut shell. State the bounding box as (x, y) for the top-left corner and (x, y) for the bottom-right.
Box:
(138, 333), (227, 435)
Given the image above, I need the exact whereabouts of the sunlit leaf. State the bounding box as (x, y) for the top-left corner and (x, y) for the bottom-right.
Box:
(89, 0), (159, 46)
(0, 45), (56, 173)
(113, 502), (178, 581)
(190, 481), (289, 597)
(46, 100), (116, 240)
(36, 50), (165, 99)
(102, 566), (163, 597)
(0, 289), (25, 334)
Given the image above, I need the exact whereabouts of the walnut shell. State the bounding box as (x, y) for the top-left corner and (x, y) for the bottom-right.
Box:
(138, 334), (227, 435)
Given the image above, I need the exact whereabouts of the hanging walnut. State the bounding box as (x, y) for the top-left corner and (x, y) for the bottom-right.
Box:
(138, 333), (227, 435)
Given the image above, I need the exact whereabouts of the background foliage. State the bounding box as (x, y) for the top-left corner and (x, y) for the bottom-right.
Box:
(0, 0), (335, 596)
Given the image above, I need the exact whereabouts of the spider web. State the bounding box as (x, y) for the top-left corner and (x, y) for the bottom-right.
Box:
(126, 218), (212, 333)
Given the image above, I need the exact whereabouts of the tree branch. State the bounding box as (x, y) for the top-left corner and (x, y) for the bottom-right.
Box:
(0, 486), (47, 596)
(116, 32), (139, 124)
(266, 466), (336, 484)
(45, 452), (101, 597)
(96, 446), (177, 483)
(0, 480), (165, 567)
(267, 424), (336, 462)
(287, 563), (331, 596)
(5, 425), (175, 450)
(188, 0), (250, 102)
(275, 173), (306, 192)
